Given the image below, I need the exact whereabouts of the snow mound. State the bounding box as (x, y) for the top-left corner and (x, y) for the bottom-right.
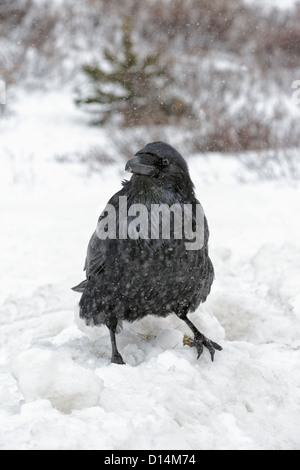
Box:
(153, 328), (184, 350)
(12, 349), (104, 414)
(251, 243), (300, 312)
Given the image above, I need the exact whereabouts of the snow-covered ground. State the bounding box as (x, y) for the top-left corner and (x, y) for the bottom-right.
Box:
(0, 90), (299, 450)
(244, 0), (299, 10)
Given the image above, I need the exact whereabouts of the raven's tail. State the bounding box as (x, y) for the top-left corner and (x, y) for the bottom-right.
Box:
(71, 279), (89, 293)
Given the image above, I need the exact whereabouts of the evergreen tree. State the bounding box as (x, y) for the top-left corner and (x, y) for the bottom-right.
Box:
(76, 17), (190, 126)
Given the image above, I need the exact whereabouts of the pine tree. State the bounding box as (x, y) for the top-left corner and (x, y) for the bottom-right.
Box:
(76, 17), (190, 126)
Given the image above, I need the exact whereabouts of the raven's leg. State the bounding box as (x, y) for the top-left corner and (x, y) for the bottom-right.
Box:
(176, 310), (222, 362)
(107, 318), (125, 365)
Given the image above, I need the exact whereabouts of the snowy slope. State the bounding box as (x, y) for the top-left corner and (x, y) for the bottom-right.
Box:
(0, 90), (300, 450)
(244, 0), (299, 10)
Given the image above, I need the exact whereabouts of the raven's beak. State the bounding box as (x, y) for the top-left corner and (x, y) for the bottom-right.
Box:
(125, 154), (159, 177)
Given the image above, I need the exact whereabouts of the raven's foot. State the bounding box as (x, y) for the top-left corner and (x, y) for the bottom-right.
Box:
(111, 352), (125, 365)
(109, 327), (125, 365)
(184, 333), (222, 362)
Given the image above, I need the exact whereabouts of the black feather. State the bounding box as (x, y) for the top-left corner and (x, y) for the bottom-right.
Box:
(73, 142), (221, 363)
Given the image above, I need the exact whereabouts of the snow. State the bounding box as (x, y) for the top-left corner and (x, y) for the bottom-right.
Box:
(0, 89), (300, 450)
(244, 0), (299, 11)
(12, 349), (104, 413)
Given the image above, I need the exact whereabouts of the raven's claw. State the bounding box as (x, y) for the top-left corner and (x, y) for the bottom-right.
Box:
(188, 333), (222, 362)
(111, 352), (126, 365)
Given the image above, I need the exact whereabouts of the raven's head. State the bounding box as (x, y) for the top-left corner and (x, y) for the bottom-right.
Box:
(125, 142), (194, 192)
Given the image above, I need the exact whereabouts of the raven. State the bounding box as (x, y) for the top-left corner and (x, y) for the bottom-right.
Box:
(73, 141), (222, 364)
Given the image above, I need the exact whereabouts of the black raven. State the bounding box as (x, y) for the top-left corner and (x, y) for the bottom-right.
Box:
(73, 141), (222, 364)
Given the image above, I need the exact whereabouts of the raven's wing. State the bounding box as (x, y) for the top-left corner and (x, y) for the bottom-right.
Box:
(85, 230), (107, 278)
(84, 187), (129, 278)
(71, 231), (107, 292)
(72, 187), (124, 293)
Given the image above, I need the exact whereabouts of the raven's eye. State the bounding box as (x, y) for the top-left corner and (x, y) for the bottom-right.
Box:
(162, 158), (170, 166)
